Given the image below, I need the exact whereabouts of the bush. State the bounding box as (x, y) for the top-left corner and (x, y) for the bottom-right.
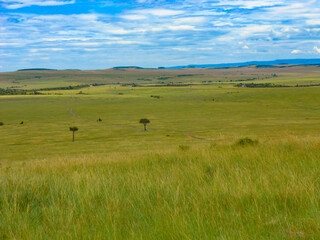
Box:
(237, 137), (258, 146)
(0, 122), (3, 126)
(179, 145), (190, 151)
(151, 95), (160, 99)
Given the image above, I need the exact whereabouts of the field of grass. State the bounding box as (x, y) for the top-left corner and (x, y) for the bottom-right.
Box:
(1, 65), (320, 89)
(1, 139), (320, 239)
(0, 67), (320, 239)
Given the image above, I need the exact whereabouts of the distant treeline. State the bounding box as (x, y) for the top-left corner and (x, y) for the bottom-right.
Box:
(0, 83), (105, 95)
(235, 83), (320, 88)
(0, 88), (42, 95)
(38, 83), (105, 91)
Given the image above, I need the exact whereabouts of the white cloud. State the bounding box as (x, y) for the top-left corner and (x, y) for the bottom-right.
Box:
(266, 1), (320, 19)
(216, 0), (283, 9)
(151, 27), (164, 32)
(121, 15), (147, 20)
(0, 43), (22, 46)
(135, 9), (184, 16)
(167, 25), (196, 30)
(42, 37), (91, 41)
(283, 27), (300, 32)
(1, 0), (75, 9)
(172, 47), (189, 51)
(1, 0), (320, 71)
(30, 48), (64, 52)
(107, 29), (132, 34)
(84, 48), (99, 52)
(314, 46), (320, 53)
(291, 50), (301, 54)
(197, 47), (213, 50)
(0, 53), (15, 57)
(306, 19), (320, 25)
(70, 42), (102, 46)
(213, 21), (234, 27)
(106, 28), (148, 34)
(239, 25), (273, 36)
(217, 36), (234, 42)
(70, 40), (148, 46)
(174, 17), (205, 24)
(105, 40), (146, 45)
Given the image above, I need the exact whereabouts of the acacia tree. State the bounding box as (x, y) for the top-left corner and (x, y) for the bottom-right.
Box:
(69, 127), (78, 142)
(139, 118), (150, 131)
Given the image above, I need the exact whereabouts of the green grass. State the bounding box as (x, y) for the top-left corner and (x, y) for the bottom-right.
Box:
(1, 68), (320, 238)
(1, 85), (320, 161)
(0, 139), (319, 239)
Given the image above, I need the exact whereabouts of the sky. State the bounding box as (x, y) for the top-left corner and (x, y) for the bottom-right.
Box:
(1, 0), (320, 71)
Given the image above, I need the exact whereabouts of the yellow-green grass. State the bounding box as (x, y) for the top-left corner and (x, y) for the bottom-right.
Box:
(0, 138), (320, 239)
(1, 79), (320, 238)
(1, 85), (320, 161)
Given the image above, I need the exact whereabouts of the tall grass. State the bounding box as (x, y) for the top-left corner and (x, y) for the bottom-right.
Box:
(0, 137), (319, 239)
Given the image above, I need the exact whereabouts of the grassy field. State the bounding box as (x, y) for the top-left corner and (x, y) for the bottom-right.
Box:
(0, 67), (320, 239)
(1, 65), (320, 89)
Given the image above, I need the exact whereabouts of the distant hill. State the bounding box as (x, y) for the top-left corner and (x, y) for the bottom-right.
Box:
(18, 68), (57, 71)
(113, 66), (143, 69)
(167, 58), (320, 69)
(13, 58), (320, 72)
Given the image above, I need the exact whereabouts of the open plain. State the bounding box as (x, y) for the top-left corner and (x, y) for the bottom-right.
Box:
(0, 66), (320, 239)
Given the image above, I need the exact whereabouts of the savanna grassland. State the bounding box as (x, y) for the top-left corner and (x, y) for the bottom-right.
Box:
(0, 66), (320, 239)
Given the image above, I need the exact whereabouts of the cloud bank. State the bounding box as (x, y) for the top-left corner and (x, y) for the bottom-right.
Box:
(1, 0), (320, 71)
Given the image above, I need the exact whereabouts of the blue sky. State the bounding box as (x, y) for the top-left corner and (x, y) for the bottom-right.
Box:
(1, 0), (320, 71)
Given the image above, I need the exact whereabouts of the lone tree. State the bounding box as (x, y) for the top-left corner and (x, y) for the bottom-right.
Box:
(139, 118), (150, 131)
(69, 127), (78, 142)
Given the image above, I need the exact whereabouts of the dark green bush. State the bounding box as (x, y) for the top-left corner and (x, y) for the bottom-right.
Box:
(179, 145), (190, 151)
(237, 137), (258, 146)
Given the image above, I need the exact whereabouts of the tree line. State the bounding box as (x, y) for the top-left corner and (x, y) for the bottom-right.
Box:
(0, 83), (105, 95)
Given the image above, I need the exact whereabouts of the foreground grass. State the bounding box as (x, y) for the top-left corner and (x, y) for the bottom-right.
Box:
(1, 138), (319, 239)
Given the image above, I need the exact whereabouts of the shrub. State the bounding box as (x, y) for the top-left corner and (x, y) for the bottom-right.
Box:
(179, 145), (190, 151)
(0, 122), (3, 126)
(237, 137), (258, 146)
(151, 95), (160, 99)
